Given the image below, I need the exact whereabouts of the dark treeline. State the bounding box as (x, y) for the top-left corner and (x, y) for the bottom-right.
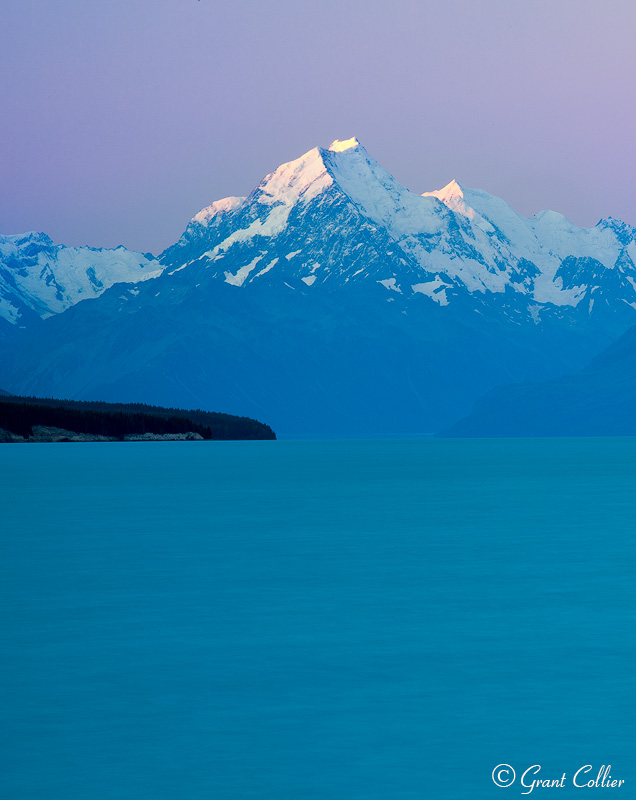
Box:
(0, 395), (276, 440)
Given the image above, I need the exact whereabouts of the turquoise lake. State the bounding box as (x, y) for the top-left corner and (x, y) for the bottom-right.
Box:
(1, 438), (634, 798)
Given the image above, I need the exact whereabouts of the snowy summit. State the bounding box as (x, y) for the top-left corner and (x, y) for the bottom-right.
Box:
(2, 136), (636, 437)
(328, 137), (362, 153)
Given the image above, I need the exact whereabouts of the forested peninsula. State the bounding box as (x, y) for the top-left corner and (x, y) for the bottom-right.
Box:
(0, 395), (276, 442)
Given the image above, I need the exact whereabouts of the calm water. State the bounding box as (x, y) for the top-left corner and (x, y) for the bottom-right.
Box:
(1, 438), (634, 799)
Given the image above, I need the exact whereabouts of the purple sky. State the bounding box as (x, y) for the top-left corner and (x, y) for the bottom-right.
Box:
(1, 0), (635, 254)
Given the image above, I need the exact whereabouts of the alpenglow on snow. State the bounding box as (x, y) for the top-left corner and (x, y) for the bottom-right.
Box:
(2, 137), (636, 437)
(159, 136), (636, 324)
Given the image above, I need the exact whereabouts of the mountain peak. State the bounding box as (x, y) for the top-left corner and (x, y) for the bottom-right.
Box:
(442, 178), (464, 197)
(595, 216), (635, 245)
(0, 230), (54, 247)
(328, 137), (361, 153)
(422, 179), (465, 204)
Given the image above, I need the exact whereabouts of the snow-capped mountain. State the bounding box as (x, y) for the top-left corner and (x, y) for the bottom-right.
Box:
(0, 231), (162, 330)
(160, 137), (636, 332)
(1, 137), (635, 436)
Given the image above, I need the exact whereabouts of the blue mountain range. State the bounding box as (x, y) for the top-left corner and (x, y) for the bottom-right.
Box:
(1, 138), (635, 436)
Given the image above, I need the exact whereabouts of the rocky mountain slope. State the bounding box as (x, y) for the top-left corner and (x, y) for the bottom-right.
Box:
(158, 138), (636, 333)
(1, 138), (635, 436)
(0, 231), (162, 333)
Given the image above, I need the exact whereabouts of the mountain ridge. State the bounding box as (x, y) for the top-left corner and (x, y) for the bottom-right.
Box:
(437, 324), (636, 438)
(157, 137), (636, 329)
(0, 231), (163, 332)
(1, 137), (635, 436)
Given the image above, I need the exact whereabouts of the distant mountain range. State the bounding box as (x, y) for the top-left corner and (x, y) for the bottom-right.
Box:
(0, 232), (161, 334)
(1, 137), (635, 437)
(438, 323), (636, 437)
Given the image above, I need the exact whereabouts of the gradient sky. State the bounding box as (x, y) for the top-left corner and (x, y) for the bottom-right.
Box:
(1, 0), (634, 254)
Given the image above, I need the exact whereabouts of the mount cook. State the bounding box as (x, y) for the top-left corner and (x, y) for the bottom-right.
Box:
(1, 137), (635, 436)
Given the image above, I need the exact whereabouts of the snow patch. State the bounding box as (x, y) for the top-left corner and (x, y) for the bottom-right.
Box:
(0, 296), (19, 324)
(378, 277), (402, 293)
(224, 256), (262, 286)
(204, 205), (292, 258)
(412, 276), (450, 306)
(254, 257), (279, 278)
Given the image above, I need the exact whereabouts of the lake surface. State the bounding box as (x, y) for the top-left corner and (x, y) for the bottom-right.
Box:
(1, 438), (634, 799)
